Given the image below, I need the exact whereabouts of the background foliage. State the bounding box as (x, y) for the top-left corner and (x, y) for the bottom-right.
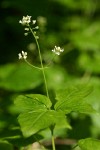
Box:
(0, 0), (100, 149)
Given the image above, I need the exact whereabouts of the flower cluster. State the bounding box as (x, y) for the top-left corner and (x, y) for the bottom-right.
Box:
(52, 46), (64, 55)
(18, 16), (64, 61)
(19, 15), (39, 36)
(18, 51), (27, 60)
(19, 15), (32, 26)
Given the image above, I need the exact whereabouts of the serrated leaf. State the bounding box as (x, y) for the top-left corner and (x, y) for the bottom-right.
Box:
(15, 94), (70, 137)
(54, 85), (95, 114)
(15, 94), (52, 111)
(78, 138), (100, 150)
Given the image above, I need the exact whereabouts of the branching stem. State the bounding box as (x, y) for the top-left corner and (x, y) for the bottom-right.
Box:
(29, 26), (49, 98)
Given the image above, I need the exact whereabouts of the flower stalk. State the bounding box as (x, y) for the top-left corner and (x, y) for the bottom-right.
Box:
(18, 15), (64, 150)
(29, 26), (49, 98)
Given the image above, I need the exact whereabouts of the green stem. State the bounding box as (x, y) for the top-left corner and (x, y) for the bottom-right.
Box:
(29, 26), (49, 98)
(25, 59), (41, 70)
(50, 126), (56, 150)
(46, 54), (56, 67)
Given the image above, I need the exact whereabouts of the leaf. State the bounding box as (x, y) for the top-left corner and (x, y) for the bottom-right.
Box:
(78, 52), (100, 73)
(0, 128), (42, 147)
(45, 65), (68, 90)
(18, 110), (70, 137)
(0, 141), (13, 150)
(15, 94), (52, 111)
(54, 85), (95, 114)
(15, 94), (70, 137)
(78, 138), (100, 150)
(70, 22), (100, 51)
(0, 63), (42, 91)
(6, 134), (43, 147)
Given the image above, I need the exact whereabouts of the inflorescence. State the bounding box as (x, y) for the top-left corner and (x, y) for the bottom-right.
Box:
(19, 15), (39, 37)
(52, 46), (64, 55)
(18, 15), (64, 60)
(18, 51), (27, 60)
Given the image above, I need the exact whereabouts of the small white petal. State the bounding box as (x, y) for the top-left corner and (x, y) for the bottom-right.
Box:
(25, 28), (29, 31)
(35, 36), (39, 39)
(18, 53), (22, 59)
(32, 20), (36, 24)
(35, 26), (39, 29)
(24, 33), (28, 36)
(18, 51), (27, 60)
(52, 46), (64, 55)
(19, 15), (32, 26)
(19, 20), (22, 24)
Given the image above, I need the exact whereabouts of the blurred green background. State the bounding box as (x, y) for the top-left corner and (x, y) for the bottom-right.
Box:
(0, 0), (100, 149)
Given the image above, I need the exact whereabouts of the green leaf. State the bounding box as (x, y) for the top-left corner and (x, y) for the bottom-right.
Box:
(6, 134), (43, 147)
(15, 94), (70, 137)
(78, 138), (100, 150)
(78, 52), (100, 73)
(54, 85), (95, 114)
(0, 141), (13, 150)
(17, 110), (70, 137)
(45, 65), (68, 90)
(0, 63), (42, 91)
(70, 22), (100, 51)
(15, 94), (52, 111)
(0, 127), (42, 147)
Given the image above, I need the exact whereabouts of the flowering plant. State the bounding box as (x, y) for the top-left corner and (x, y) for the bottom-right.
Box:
(14, 15), (95, 150)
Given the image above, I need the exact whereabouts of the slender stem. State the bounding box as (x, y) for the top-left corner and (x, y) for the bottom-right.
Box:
(52, 134), (56, 150)
(29, 26), (49, 98)
(25, 59), (41, 70)
(50, 126), (56, 150)
(46, 54), (56, 67)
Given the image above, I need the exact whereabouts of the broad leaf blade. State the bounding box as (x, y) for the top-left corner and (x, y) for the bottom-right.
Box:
(0, 63), (42, 91)
(18, 110), (71, 137)
(78, 138), (100, 150)
(15, 94), (52, 111)
(18, 110), (49, 137)
(15, 94), (71, 137)
(54, 85), (95, 114)
(52, 111), (71, 129)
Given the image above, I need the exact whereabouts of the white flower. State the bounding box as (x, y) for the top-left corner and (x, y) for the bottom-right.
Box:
(24, 33), (28, 36)
(18, 53), (22, 59)
(52, 46), (64, 55)
(25, 28), (29, 31)
(18, 51), (27, 59)
(19, 15), (31, 25)
(35, 26), (39, 29)
(32, 20), (36, 24)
